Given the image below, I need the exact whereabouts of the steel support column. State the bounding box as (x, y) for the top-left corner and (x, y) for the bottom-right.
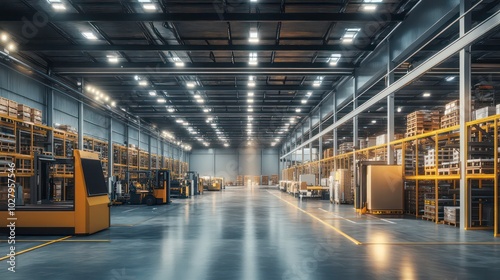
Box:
(387, 42), (395, 165)
(459, 0), (472, 229)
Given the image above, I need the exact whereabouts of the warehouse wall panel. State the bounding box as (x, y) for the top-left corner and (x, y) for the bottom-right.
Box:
(83, 105), (108, 140)
(128, 127), (139, 146)
(53, 93), (78, 128)
(189, 149), (215, 176)
(112, 120), (126, 144)
(0, 64), (45, 110)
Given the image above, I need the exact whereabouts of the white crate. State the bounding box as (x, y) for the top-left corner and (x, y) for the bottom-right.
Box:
(375, 134), (386, 145)
(496, 104), (500, 115)
(474, 106), (496, 120)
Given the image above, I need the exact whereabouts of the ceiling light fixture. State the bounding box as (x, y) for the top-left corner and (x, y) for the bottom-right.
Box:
(301, 99), (307, 104)
(1, 33), (8, 42)
(397, 107), (402, 113)
(176, 119), (183, 123)
(248, 76), (256, 87)
(167, 107), (175, 113)
(138, 80), (148, 86)
(248, 92), (254, 97)
(249, 52), (258, 65)
(248, 106), (254, 112)
(173, 57), (184, 67)
(142, 4), (156, 10)
(295, 108), (301, 113)
(186, 82), (196, 88)
(82, 32), (97, 40)
(203, 108), (209, 113)
(248, 98), (254, 103)
(329, 54), (342, 66)
(445, 76), (456, 82)
(6, 43), (16, 52)
(111, 101), (116, 107)
(157, 98), (166, 103)
(342, 28), (361, 44)
(149, 91), (156, 96)
(107, 55), (118, 63)
(249, 28), (259, 43)
(196, 99), (204, 103)
(52, 3), (66, 10)
(371, 120), (377, 123)
(423, 92), (431, 97)
(306, 91), (312, 97)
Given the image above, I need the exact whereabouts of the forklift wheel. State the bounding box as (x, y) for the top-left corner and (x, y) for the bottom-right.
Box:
(145, 195), (156, 206)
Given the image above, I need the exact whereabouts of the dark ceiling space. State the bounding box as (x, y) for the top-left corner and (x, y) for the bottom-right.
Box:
(0, 0), (498, 149)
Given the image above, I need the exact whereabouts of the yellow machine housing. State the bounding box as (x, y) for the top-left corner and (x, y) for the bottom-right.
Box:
(0, 150), (110, 235)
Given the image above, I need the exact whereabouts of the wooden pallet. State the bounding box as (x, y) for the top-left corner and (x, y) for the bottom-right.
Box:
(466, 167), (494, 174)
(442, 220), (459, 227)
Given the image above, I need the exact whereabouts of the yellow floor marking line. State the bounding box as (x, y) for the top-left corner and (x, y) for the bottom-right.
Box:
(363, 242), (500, 246)
(0, 236), (72, 261)
(268, 191), (362, 245)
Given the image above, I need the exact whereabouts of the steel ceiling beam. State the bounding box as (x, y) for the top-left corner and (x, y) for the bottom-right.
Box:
(19, 44), (375, 52)
(0, 12), (406, 22)
(54, 65), (353, 75)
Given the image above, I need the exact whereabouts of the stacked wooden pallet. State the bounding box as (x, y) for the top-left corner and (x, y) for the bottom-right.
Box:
(338, 142), (353, 154)
(323, 148), (333, 159)
(261, 175), (269, 185)
(406, 110), (440, 137)
(17, 104), (31, 122)
(441, 100), (459, 128)
(443, 206), (460, 226)
(236, 175), (243, 185)
(31, 108), (42, 124)
(270, 175), (279, 185)
(424, 148), (456, 175)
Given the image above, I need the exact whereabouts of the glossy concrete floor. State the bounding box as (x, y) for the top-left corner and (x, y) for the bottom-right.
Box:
(2, 186), (500, 280)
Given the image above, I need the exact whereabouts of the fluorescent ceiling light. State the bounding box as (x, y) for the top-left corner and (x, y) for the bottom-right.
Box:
(329, 54), (341, 66)
(445, 76), (456, 82)
(248, 76), (255, 86)
(248, 92), (254, 97)
(248, 107), (254, 112)
(139, 80), (148, 86)
(271, 143), (276, 146)
(342, 28), (360, 43)
(173, 57), (184, 67)
(167, 108), (175, 113)
(364, 0), (383, 2)
(52, 3), (66, 10)
(196, 99), (204, 103)
(306, 91), (312, 97)
(211, 123), (216, 127)
(186, 82), (196, 88)
(249, 28), (259, 43)
(313, 81), (321, 87)
(295, 108), (301, 113)
(363, 4), (377, 11)
(157, 98), (166, 103)
(371, 120), (377, 123)
(301, 99), (307, 104)
(138, 0), (152, 2)
(203, 108), (209, 113)
(182, 122), (189, 126)
(224, 143), (230, 147)
(247, 99), (254, 103)
(194, 94), (201, 99)
(149, 91), (156, 96)
(176, 119), (183, 123)
(142, 4), (156, 10)
(249, 52), (258, 65)
(423, 92), (431, 97)
(82, 32), (97, 40)
(107, 55), (118, 63)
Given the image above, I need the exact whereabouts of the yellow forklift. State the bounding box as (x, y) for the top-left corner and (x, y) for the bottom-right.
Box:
(208, 177), (224, 191)
(117, 169), (170, 206)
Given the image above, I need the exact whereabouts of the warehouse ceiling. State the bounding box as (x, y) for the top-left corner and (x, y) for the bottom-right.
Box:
(0, 0), (499, 149)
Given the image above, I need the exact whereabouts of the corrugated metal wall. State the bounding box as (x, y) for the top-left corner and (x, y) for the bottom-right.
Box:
(53, 93), (78, 128)
(0, 64), (45, 112)
(83, 105), (108, 140)
(112, 120), (126, 145)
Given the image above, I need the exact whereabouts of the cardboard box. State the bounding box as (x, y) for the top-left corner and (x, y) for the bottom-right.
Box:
(31, 108), (42, 117)
(474, 106), (496, 120)
(0, 97), (9, 106)
(376, 134), (386, 145)
(17, 104), (31, 113)
(8, 100), (18, 108)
